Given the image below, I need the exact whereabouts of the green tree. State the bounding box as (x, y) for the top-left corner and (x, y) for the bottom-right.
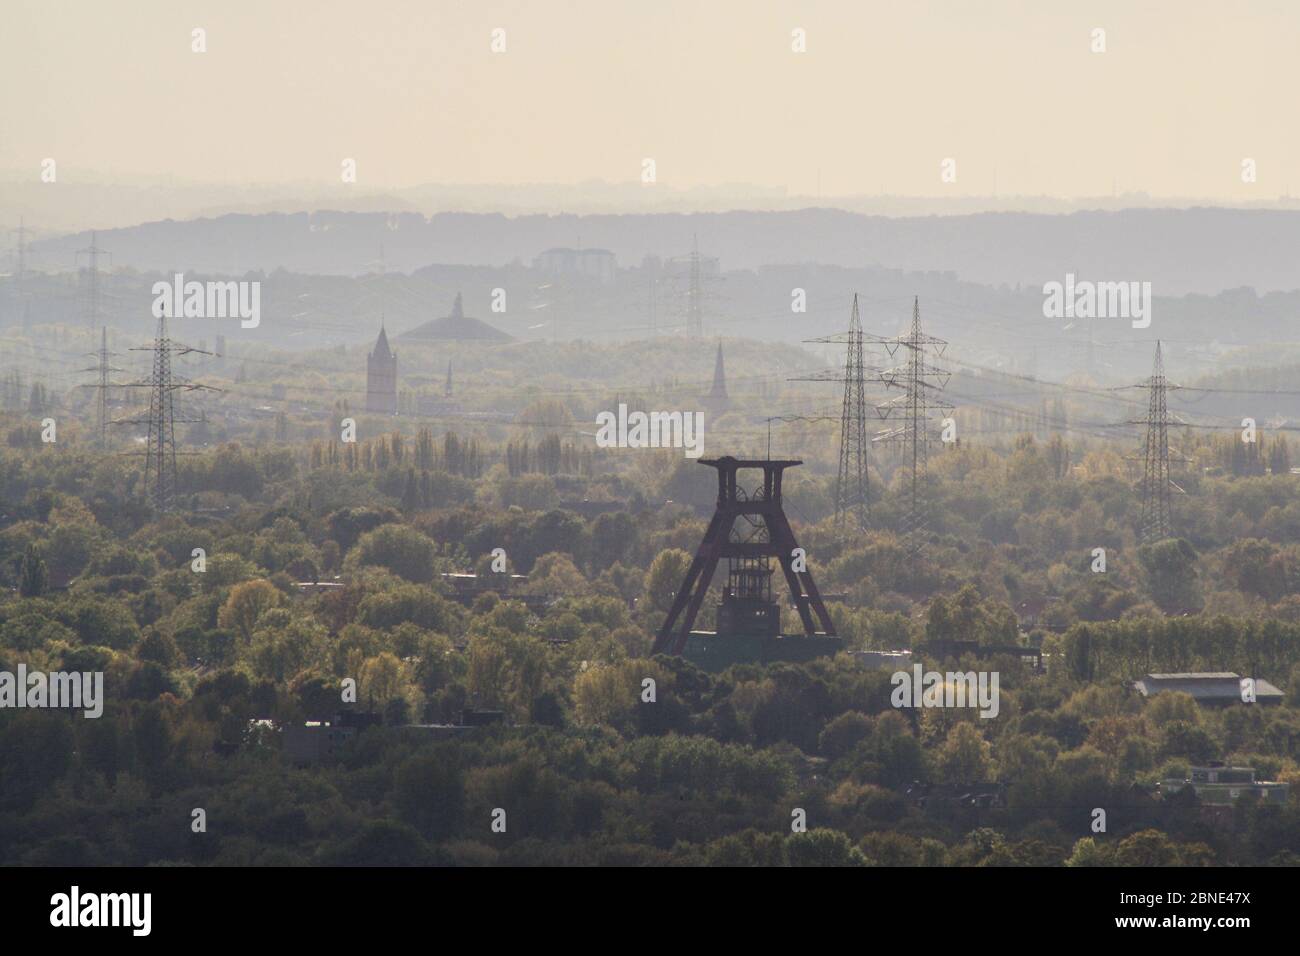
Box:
(1113, 829), (1181, 867)
(1064, 836), (1116, 867)
(358, 651), (416, 713)
(217, 579), (284, 642)
(18, 542), (48, 597)
(400, 468), (420, 512)
(346, 524), (439, 584)
(395, 752), (464, 841)
(785, 829), (868, 867)
(643, 548), (691, 615)
(1137, 538), (1202, 613)
(937, 721), (992, 785)
(357, 585), (460, 633)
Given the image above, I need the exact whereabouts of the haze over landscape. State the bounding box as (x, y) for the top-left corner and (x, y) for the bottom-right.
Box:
(2, 0), (1300, 893)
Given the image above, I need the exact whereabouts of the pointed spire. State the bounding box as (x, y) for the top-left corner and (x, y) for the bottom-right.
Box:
(445, 358), (453, 398)
(703, 339), (730, 417)
(709, 340), (727, 399)
(451, 293), (464, 320)
(373, 324), (392, 360)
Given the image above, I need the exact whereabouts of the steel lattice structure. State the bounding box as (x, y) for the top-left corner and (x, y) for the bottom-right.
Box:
(667, 235), (720, 337)
(794, 294), (883, 533)
(652, 457), (835, 655)
(76, 327), (124, 448)
(686, 236), (703, 337)
(117, 315), (216, 513)
(873, 297), (952, 571)
(1128, 341), (1187, 544)
(74, 231), (109, 332)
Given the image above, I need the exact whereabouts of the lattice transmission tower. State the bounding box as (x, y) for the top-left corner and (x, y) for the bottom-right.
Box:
(8, 219), (33, 329)
(668, 235), (720, 337)
(687, 236), (703, 336)
(11, 218), (26, 296)
(874, 297), (952, 573)
(75, 231), (110, 332)
(1128, 341), (1187, 544)
(118, 314), (215, 513)
(793, 294), (883, 533)
(77, 327), (124, 447)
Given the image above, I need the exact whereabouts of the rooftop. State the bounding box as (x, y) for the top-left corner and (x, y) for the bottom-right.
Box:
(1134, 672), (1285, 703)
(399, 292), (512, 343)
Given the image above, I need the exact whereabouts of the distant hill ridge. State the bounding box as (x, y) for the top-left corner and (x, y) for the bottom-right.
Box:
(25, 207), (1300, 297)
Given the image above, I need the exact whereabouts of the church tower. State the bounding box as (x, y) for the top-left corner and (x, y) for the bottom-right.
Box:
(703, 340), (730, 417)
(366, 324), (398, 414)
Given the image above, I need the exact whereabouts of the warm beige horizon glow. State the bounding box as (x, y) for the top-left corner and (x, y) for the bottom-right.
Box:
(2, 0), (1296, 199)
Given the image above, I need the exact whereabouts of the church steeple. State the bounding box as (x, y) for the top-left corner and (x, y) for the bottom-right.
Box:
(703, 340), (730, 416)
(445, 358), (453, 397)
(373, 323), (393, 361)
(366, 321), (398, 414)
(709, 340), (727, 400)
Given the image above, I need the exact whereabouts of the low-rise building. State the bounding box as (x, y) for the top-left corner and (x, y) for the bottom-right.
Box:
(1159, 766), (1289, 806)
(1133, 672), (1284, 706)
(534, 247), (617, 282)
(282, 712), (381, 765)
(854, 649), (914, 670)
(439, 571), (553, 611)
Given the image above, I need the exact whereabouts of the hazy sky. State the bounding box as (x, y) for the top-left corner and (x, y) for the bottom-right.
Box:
(3, 0), (1297, 199)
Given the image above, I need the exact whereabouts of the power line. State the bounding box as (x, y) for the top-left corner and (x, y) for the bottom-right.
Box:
(873, 297), (952, 577)
(1128, 342), (1187, 544)
(793, 294), (878, 533)
(116, 315), (217, 513)
(74, 232), (110, 332)
(76, 327), (125, 448)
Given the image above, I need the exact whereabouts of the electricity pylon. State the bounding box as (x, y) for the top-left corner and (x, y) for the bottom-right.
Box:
(6, 219), (30, 327)
(687, 235), (703, 336)
(118, 314), (216, 513)
(669, 235), (720, 337)
(1128, 341), (1187, 544)
(874, 297), (952, 575)
(75, 232), (110, 332)
(77, 327), (124, 447)
(794, 294), (883, 533)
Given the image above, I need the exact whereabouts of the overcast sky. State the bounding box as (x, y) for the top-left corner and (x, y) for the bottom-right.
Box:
(2, 0), (1296, 200)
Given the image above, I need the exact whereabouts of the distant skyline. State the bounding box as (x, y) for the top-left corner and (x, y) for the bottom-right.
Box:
(2, 0), (1298, 205)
